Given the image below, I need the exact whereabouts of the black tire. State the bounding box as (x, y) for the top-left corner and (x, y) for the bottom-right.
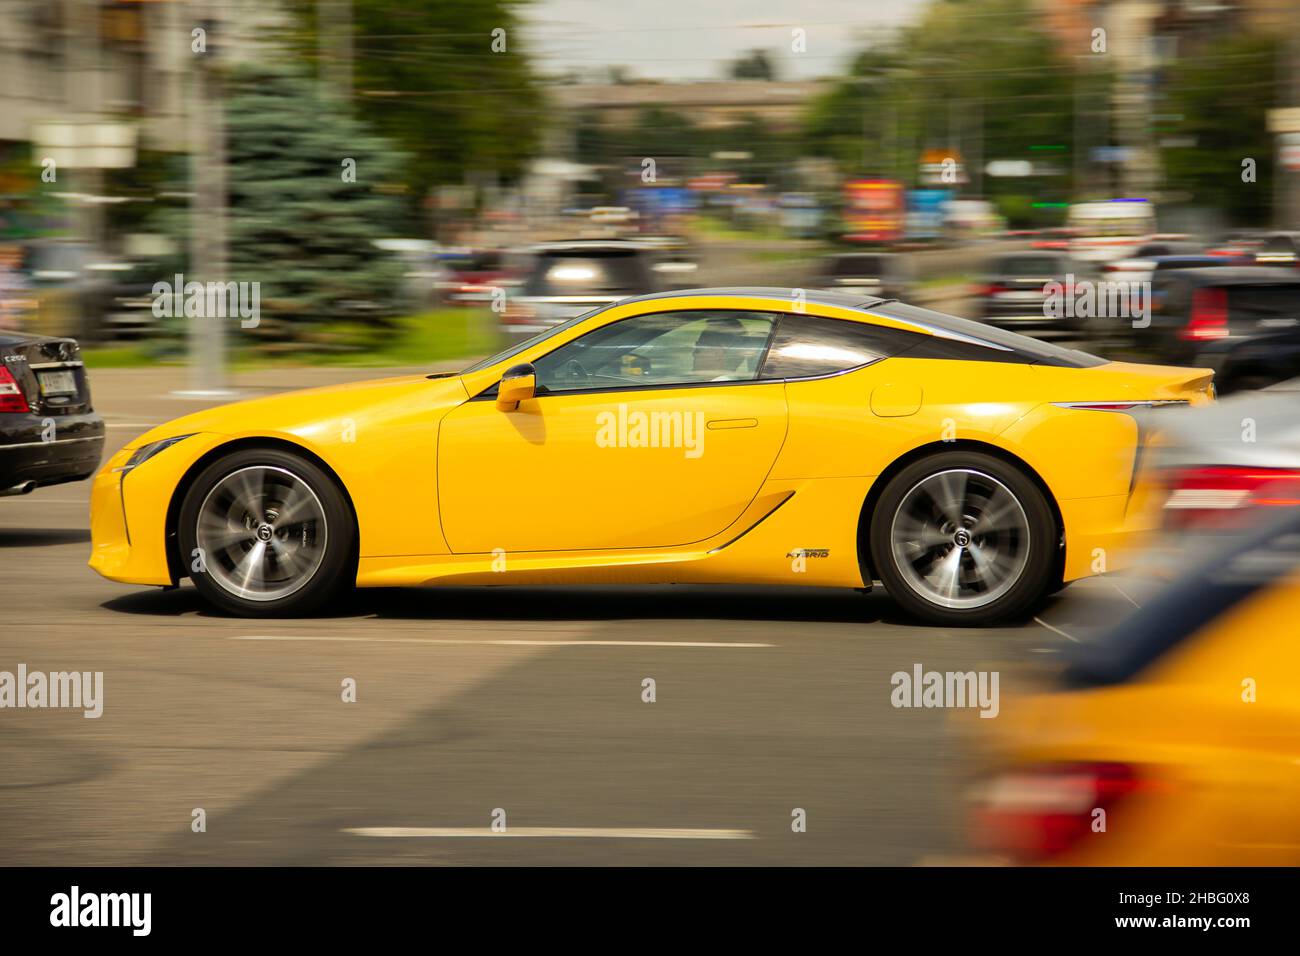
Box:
(177, 447), (356, 617)
(868, 450), (1056, 626)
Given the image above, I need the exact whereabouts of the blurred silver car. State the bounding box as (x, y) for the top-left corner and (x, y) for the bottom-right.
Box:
(1153, 378), (1300, 535)
(500, 240), (660, 343)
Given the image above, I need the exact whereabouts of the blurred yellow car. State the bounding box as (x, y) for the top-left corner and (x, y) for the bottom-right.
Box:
(968, 508), (1300, 864)
(89, 288), (1212, 622)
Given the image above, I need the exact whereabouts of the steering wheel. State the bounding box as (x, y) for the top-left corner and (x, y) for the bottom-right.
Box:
(561, 358), (591, 382)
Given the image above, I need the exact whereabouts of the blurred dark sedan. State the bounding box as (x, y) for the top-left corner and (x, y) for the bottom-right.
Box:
(815, 252), (910, 300)
(500, 240), (659, 343)
(1144, 267), (1300, 392)
(0, 333), (104, 496)
(973, 250), (1086, 339)
(1255, 231), (1300, 271)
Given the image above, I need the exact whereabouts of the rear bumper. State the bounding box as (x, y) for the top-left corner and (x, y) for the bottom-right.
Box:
(0, 412), (104, 490)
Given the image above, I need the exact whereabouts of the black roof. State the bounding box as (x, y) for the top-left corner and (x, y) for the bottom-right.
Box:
(1154, 267), (1300, 286)
(616, 286), (890, 310)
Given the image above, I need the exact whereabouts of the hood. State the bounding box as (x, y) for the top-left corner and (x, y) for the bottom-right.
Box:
(127, 373), (470, 449)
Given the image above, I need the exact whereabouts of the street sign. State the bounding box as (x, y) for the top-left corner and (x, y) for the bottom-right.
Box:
(1268, 107), (1300, 134)
(31, 122), (137, 169)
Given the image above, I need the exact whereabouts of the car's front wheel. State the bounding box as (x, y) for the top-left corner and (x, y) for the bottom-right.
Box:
(178, 448), (355, 616)
(868, 451), (1055, 626)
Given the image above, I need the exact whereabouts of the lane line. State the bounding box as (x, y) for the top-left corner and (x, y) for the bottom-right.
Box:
(1109, 580), (1142, 609)
(1032, 616), (1079, 643)
(232, 635), (773, 648)
(0, 499), (86, 504)
(345, 826), (755, 840)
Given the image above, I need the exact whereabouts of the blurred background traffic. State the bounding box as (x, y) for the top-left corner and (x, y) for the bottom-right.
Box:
(4, 0), (1300, 867)
(1, 0), (1298, 386)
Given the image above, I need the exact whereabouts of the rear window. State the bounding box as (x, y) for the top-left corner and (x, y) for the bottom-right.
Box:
(993, 256), (1065, 277)
(1227, 284), (1300, 321)
(761, 314), (909, 378)
(868, 301), (1108, 367)
(1062, 514), (1300, 689)
(444, 251), (502, 272)
(828, 256), (887, 278)
(523, 251), (651, 297)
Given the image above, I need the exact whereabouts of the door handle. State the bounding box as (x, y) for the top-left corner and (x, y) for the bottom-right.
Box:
(706, 418), (758, 430)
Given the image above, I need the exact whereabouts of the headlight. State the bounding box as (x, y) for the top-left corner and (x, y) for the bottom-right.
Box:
(114, 434), (195, 474)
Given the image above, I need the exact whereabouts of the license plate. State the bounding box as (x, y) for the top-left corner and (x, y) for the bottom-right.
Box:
(994, 290), (1043, 301)
(38, 369), (77, 396)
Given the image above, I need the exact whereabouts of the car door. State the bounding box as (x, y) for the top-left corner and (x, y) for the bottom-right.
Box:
(437, 309), (789, 553)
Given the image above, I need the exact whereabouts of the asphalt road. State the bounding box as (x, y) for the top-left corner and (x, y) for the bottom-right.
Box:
(0, 365), (1149, 865)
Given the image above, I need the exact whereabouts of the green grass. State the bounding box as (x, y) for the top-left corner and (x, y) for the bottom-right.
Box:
(310, 308), (499, 367)
(689, 214), (788, 244)
(81, 344), (173, 369)
(81, 308), (500, 370)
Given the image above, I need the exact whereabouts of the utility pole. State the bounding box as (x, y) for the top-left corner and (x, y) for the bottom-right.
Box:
(184, 3), (230, 396)
(1286, 5), (1300, 227)
(318, 0), (353, 102)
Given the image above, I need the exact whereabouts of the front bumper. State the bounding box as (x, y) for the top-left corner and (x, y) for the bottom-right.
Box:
(89, 432), (228, 586)
(0, 412), (105, 491)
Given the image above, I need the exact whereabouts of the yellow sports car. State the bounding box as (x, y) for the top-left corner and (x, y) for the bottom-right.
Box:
(967, 508), (1300, 864)
(89, 289), (1213, 623)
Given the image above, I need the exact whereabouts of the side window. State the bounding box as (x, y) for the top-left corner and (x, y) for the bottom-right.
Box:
(760, 314), (910, 379)
(532, 310), (776, 393)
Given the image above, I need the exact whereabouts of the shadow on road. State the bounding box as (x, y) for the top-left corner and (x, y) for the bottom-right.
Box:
(100, 582), (928, 625)
(0, 528), (90, 548)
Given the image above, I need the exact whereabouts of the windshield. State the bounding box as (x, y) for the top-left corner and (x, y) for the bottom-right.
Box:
(523, 251), (651, 297)
(830, 256), (887, 277)
(993, 255), (1067, 277)
(1062, 510), (1300, 689)
(459, 306), (607, 374)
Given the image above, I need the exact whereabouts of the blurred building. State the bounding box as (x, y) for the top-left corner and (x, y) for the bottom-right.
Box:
(0, 0), (289, 244)
(551, 80), (828, 132)
(0, 2), (188, 164)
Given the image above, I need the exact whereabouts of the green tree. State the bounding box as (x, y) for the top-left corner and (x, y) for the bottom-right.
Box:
(224, 64), (410, 343)
(1160, 34), (1281, 226)
(289, 0), (544, 198)
(803, 0), (1075, 210)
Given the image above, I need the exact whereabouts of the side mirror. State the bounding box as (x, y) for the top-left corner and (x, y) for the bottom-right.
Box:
(496, 362), (537, 409)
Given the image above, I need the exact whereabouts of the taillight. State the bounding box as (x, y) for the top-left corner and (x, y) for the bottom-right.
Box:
(983, 283), (1005, 297)
(1162, 465), (1300, 530)
(970, 762), (1143, 862)
(1181, 286), (1228, 341)
(502, 303), (536, 325)
(0, 366), (30, 413)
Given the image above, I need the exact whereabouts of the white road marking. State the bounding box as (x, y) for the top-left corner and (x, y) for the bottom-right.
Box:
(0, 499), (85, 505)
(1109, 580), (1142, 609)
(345, 826), (754, 840)
(232, 635), (772, 648)
(1032, 616), (1079, 643)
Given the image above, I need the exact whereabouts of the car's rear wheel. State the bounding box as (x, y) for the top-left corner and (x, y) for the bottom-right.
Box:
(868, 451), (1055, 626)
(178, 448), (355, 616)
